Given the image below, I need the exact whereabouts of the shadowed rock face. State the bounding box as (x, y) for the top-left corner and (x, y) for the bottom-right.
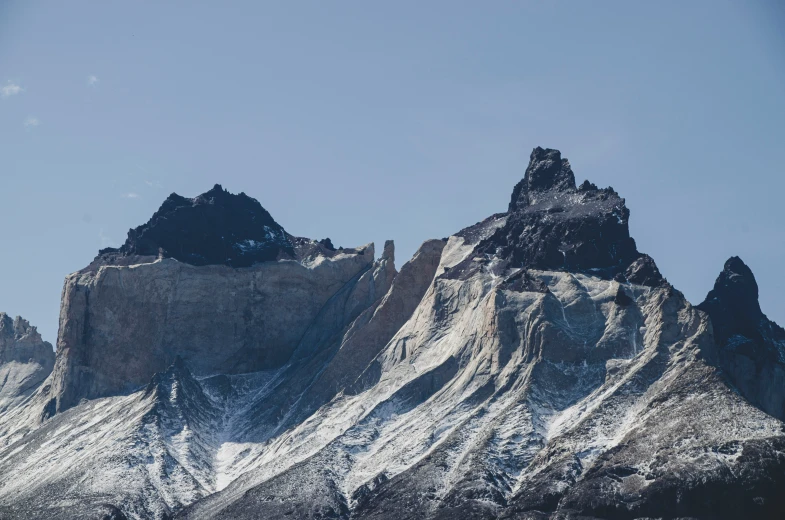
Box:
(698, 256), (785, 420)
(98, 184), (294, 267)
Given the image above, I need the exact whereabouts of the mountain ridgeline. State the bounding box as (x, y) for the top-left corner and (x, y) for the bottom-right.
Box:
(0, 147), (783, 520)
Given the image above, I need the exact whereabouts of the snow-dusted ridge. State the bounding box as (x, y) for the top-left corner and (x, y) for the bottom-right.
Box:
(0, 148), (784, 519)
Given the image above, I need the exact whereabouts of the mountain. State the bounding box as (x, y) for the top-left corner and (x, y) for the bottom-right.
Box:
(0, 147), (783, 520)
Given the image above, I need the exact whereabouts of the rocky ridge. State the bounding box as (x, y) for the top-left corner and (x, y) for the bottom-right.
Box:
(0, 313), (54, 415)
(0, 148), (783, 520)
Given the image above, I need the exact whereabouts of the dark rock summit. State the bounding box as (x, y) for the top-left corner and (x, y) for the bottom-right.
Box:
(698, 256), (785, 420)
(508, 146), (577, 210)
(700, 257), (766, 344)
(99, 184), (294, 267)
(463, 147), (665, 285)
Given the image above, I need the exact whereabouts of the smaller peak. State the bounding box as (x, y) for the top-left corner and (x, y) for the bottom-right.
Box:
(318, 238), (336, 251)
(703, 256), (760, 313)
(382, 240), (395, 262)
(509, 147), (576, 211)
(578, 179), (598, 192)
(724, 256), (755, 280)
(624, 254), (666, 287)
(0, 313), (39, 340)
(145, 356), (194, 395)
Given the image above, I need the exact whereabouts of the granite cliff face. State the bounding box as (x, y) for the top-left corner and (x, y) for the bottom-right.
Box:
(42, 184), (398, 415)
(0, 148), (783, 520)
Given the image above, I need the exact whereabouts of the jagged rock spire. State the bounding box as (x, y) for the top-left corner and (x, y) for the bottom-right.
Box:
(509, 147), (577, 211)
(466, 147), (664, 284)
(699, 256), (763, 342)
(698, 256), (785, 420)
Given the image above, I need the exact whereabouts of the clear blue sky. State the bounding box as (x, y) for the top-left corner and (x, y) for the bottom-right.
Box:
(1, 1), (784, 345)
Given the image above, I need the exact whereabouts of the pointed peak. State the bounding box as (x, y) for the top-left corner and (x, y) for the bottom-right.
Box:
(382, 240), (395, 263)
(318, 238), (337, 251)
(712, 256), (760, 310)
(508, 147), (576, 211)
(698, 256), (763, 344)
(145, 356), (194, 395)
(723, 256), (756, 283)
(624, 254), (667, 287)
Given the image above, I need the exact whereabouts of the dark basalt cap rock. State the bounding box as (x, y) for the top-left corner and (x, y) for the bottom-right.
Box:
(99, 184), (294, 268)
(508, 147), (576, 211)
(470, 146), (665, 284)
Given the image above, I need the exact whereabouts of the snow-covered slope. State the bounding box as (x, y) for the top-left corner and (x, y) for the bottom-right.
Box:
(0, 148), (783, 520)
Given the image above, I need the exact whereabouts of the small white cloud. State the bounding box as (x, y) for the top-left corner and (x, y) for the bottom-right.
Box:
(2, 81), (22, 98)
(87, 75), (98, 86)
(23, 116), (40, 128)
(144, 179), (162, 188)
(122, 192), (139, 199)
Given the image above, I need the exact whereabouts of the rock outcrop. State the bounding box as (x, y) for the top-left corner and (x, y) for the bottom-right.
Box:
(464, 147), (664, 286)
(0, 313), (54, 414)
(0, 148), (783, 520)
(698, 256), (785, 420)
(97, 184), (294, 267)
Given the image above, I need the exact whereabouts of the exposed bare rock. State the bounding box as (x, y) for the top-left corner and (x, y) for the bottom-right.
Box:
(698, 256), (785, 420)
(473, 147), (648, 279)
(0, 313), (54, 414)
(312, 238), (446, 400)
(47, 244), (379, 414)
(96, 184), (294, 268)
(0, 147), (783, 520)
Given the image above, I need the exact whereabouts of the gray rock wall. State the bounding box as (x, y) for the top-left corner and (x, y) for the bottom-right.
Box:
(49, 246), (381, 412)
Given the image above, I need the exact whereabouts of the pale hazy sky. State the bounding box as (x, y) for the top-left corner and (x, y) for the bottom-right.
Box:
(1, 1), (784, 345)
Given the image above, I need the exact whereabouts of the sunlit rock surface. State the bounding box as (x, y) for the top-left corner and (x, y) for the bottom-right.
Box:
(0, 149), (783, 520)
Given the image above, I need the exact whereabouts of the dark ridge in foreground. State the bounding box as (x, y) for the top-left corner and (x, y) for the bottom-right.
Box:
(98, 184), (294, 267)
